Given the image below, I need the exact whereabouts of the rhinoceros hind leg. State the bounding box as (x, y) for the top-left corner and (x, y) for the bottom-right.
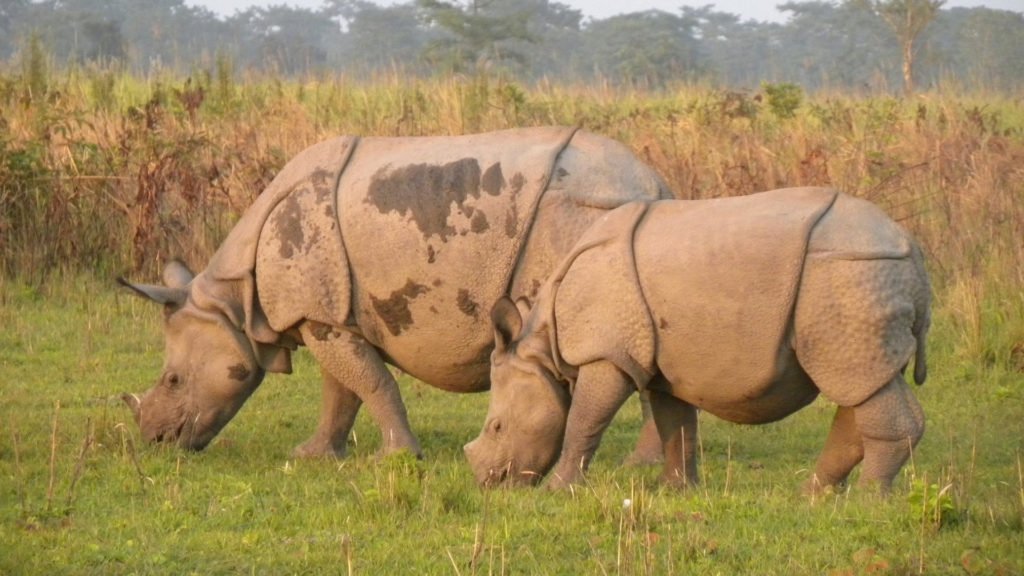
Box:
(853, 374), (924, 494)
(806, 405), (863, 494)
(623, 391), (664, 466)
(299, 324), (423, 459)
(293, 369), (363, 459)
(648, 386), (699, 488)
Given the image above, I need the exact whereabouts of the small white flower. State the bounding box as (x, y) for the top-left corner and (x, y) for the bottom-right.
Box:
(623, 498), (632, 509)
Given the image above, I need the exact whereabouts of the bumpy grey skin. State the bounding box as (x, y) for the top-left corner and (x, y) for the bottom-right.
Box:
(120, 127), (671, 457)
(465, 188), (931, 494)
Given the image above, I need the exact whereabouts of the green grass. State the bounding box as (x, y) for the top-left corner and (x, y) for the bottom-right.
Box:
(1, 275), (1022, 575)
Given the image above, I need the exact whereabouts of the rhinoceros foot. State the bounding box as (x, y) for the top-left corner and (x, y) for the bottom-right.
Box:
(623, 418), (663, 466)
(292, 436), (348, 459)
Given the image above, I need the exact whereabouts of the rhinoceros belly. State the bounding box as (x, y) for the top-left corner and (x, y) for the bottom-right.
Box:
(653, 345), (820, 424)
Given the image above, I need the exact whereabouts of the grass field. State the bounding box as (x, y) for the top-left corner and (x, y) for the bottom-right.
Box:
(1, 70), (1023, 574)
(1, 275), (1022, 574)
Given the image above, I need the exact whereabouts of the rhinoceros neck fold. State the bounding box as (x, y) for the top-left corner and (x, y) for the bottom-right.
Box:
(206, 136), (359, 283)
(535, 201), (657, 392)
(498, 126), (579, 297)
(183, 139), (359, 375)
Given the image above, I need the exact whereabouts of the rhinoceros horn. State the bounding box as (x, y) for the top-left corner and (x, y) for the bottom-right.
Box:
(121, 392), (143, 423)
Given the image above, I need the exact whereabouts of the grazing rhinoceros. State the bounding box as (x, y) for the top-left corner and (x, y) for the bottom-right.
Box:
(119, 127), (671, 458)
(465, 187), (931, 494)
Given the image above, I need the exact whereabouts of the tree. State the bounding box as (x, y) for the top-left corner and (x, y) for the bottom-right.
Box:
(580, 10), (704, 87)
(324, 0), (432, 76)
(417, 0), (535, 74)
(81, 17), (126, 62)
(230, 5), (339, 74)
(476, 0), (583, 80)
(0, 0), (30, 58)
(685, 6), (784, 87)
(853, 0), (944, 94)
(779, 2), (892, 90)
(951, 7), (1024, 91)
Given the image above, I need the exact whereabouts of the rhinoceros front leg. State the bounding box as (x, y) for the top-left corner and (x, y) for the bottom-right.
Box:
(299, 324), (423, 459)
(293, 368), (362, 458)
(547, 361), (636, 490)
(648, 385), (699, 488)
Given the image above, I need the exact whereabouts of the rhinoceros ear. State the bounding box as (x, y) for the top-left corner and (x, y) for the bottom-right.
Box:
(255, 343), (292, 374)
(491, 296), (523, 353)
(514, 296), (532, 318)
(117, 277), (187, 308)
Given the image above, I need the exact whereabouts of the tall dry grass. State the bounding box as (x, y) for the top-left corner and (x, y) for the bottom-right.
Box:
(1, 69), (1021, 332)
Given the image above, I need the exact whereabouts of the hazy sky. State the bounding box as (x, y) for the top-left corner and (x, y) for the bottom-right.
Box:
(186, 0), (1024, 23)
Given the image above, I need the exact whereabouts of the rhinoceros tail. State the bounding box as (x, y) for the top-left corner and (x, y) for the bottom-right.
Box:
(911, 242), (930, 386)
(913, 324), (928, 385)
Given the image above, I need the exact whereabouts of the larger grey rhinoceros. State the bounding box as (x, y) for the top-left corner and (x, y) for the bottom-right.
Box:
(465, 187), (931, 494)
(119, 126), (671, 457)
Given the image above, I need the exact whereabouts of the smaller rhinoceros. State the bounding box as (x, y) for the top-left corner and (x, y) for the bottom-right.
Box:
(464, 187), (931, 494)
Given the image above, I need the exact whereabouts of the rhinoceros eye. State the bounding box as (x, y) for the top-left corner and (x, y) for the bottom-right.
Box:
(489, 419), (503, 435)
(165, 372), (182, 388)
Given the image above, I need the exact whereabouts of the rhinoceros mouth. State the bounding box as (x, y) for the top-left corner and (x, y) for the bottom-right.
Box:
(154, 419), (187, 444)
(150, 410), (210, 450)
(481, 462), (545, 488)
(482, 465), (510, 487)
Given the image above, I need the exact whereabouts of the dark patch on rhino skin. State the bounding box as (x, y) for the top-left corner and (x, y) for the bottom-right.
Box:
(310, 168), (331, 186)
(305, 223), (324, 254)
(310, 169), (335, 200)
(427, 244), (436, 264)
(659, 318), (670, 330)
(504, 204), (518, 239)
(274, 194), (306, 259)
(482, 163), (504, 195)
(457, 289), (480, 319)
(470, 211), (490, 233)
(228, 363), (251, 382)
(366, 158), (484, 241)
(510, 173), (527, 193)
(371, 280), (430, 336)
(430, 305), (439, 314)
(530, 279), (542, 299)
(432, 278), (443, 287)
(554, 167), (569, 182)
(503, 172), (528, 239)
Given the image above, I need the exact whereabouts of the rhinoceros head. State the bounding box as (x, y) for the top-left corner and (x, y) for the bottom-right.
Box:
(464, 297), (570, 486)
(119, 261), (267, 450)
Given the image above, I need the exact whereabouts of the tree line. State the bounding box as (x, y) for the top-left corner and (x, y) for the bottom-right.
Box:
(1, 0), (1022, 92)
